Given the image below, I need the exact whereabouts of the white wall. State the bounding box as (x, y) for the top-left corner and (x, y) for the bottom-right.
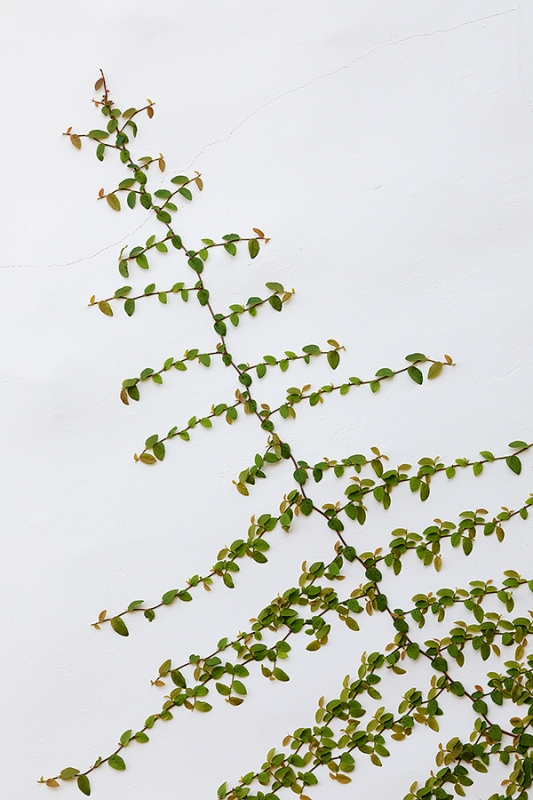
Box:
(1, 2), (533, 798)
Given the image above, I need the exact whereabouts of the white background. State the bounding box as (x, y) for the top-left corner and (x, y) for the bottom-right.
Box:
(1, 2), (533, 798)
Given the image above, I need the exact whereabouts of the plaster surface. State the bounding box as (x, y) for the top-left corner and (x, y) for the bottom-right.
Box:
(1, 2), (533, 798)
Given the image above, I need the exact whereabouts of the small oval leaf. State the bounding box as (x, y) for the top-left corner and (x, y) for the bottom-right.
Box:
(77, 775), (91, 796)
(108, 754), (126, 771)
(110, 617), (129, 637)
(97, 300), (113, 317)
(106, 193), (121, 212)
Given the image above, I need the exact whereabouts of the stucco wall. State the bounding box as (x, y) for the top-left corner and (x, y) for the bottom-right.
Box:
(2, 2), (533, 798)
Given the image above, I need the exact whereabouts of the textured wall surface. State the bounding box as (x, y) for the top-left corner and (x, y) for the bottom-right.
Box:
(1, 2), (533, 798)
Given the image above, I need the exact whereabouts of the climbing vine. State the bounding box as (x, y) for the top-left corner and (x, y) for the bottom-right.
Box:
(40, 72), (533, 800)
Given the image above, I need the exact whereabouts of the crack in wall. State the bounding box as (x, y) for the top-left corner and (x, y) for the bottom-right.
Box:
(0, 6), (523, 271)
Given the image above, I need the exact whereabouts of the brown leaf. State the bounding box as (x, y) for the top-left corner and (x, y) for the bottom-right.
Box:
(70, 134), (81, 150)
(94, 77), (104, 91)
(98, 610), (107, 623)
(120, 388), (129, 405)
(98, 188), (104, 198)
(154, 679), (166, 687)
(45, 779), (60, 788)
(147, 106), (154, 119)
(194, 176), (204, 191)
(252, 227), (265, 237)
(158, 158), (166, 172)
(66, 126), (72, 134)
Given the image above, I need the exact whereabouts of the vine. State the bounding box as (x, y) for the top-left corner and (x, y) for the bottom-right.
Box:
(40, 72), (533, 800)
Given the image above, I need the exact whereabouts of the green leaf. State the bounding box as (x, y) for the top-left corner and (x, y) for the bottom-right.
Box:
(87, 129), (109, 139)
(127, 192), (136, 209)
(248, 239), (260, 259)
(108, 754), (126, 771)
(302, 344), (320, 355)
(136, 254), (149, 270)
(273, 667), (290, 682)
(293, 468), (307, 485)
(188, 257), (204, 273)
(124, 298), (135, 316)
(265, 282), (284, 292)
(119, 730), (132, 746)
(110, 617), (129, 637)
(327, 350), (340, 370)
(178, 187), (193, 201)
(300, 498), (313, 516)
(60, 768), (80, 780)
(171, 669), (186, 688)
(268, 295), (282, 312)
(407, 366), (423, 384)
(427, 361), (443, 379)
(106, 193), (121, 211)
(153, 442), (165, 461)
(77, 775), (91, 796)
(98, 300), (113, 317)
(405, 353), (426, 362)
(508, 440), (528, 448)
(195, 701), (212, 712)
(506, 455), (522, 475)
(406, 642), (420, 659)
